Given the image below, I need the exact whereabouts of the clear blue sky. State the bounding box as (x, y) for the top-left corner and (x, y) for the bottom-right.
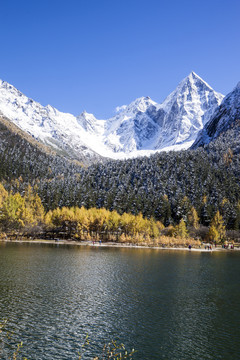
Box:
(0, 0), (239, 118)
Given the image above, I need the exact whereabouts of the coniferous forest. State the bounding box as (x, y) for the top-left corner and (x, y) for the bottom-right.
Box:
(1, 116), (240, 244)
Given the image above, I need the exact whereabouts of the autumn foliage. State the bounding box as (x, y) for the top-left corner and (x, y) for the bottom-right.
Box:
(0, 183), (230, 247)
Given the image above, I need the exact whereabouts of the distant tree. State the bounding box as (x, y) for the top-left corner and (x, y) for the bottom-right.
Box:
(200, 195), (212, 226)
(176, 196), (191, 222)
(0, 193), (26, 230)
(165, 224), (175, 237)
(159, 195), (172, 226)
(234, 201), (240, 230)
(0, 183), (8, 207)
(220, 198), (235, 229)
(23, 185), (45, 225)
(174, 218), (188, 238)
(149, 217), (164, 238)
(208, 211), (226, 243)
(223, 148), (233, 166)
(188, 206), (199, 229)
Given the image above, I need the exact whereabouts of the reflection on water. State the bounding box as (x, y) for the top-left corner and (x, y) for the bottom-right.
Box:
(0, 243), (240, 359)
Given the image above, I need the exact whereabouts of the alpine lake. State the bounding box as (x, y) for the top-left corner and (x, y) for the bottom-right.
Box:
(0, 242), (240, 360)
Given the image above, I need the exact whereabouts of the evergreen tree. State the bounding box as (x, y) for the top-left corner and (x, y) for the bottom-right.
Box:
(234, 201), (240, 230)
(159, 195), (172, 226)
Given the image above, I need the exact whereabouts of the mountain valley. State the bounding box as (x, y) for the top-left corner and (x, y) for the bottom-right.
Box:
(0, 73), (240, 233)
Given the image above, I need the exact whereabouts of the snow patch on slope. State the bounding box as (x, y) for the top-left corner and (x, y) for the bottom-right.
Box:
(192, 81), (240, 148)
(0, 73), (224, 160)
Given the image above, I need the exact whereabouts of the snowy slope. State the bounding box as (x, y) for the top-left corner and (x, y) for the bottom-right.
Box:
(77, 72), (224, 156)
(152, 72), (224, 148)
(0, 73), (224, 160)
(0, 80), (104, 162)
(192, 82), (240, 149)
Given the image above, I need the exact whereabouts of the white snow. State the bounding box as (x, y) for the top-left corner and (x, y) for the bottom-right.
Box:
(193, 80), (240, 148)
(0, 73), (224, 161)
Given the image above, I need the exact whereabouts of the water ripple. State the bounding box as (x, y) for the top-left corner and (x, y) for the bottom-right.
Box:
(0, 244), (240, 359)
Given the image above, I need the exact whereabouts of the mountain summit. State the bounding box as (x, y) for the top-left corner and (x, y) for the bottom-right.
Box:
(0, 73), (224, 160)
(77, 72), (224, 156)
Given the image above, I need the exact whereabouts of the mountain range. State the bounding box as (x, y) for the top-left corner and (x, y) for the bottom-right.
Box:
(0, 72), (240, 228)
(0, 72), (224, 162)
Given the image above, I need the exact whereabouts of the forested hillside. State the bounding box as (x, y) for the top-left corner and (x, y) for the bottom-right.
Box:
(1, 113), (240, 232)
(0, 115), (83, 183)
(32, 121), (240, 230)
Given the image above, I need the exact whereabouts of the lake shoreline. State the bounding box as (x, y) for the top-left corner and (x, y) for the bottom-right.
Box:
(1, 239), (239, 252)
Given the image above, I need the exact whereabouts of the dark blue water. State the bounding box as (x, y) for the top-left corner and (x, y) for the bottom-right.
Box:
(0, 242), (240, 359)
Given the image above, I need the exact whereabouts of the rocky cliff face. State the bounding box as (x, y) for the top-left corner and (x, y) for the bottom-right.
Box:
(192, 82), (240, 149)
(77, 72), (224, 157)
(0, 73), (223, 160)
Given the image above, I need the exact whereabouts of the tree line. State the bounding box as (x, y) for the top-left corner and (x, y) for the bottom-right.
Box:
(1, 118), (240, 244)
(0, 183), (230, 246)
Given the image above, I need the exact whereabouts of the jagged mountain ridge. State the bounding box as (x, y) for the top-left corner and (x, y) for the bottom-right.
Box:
(0, 80), (103, 164)
(192, 82), (240, 149)
(77, 72), (224, 156)
(0, 72), (224, 160)
(0, 114), (83, 185)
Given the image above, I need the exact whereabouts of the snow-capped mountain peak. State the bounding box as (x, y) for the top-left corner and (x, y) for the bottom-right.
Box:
(162, 71), (216, 106)
(0, 79), (104, 162)
(0, 73), (224, 161)
(77, 111), (104, 135)
(138, 72), (225, 150)
(185, 71), (214, 89)
(111, 96), (157, 120)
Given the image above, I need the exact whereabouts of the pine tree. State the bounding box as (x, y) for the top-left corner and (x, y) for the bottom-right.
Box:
(160, 195), (172, 226)
(176, 196), (191, 222)
(234, 201), (240, 230)
(200, 195), (211, 225)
